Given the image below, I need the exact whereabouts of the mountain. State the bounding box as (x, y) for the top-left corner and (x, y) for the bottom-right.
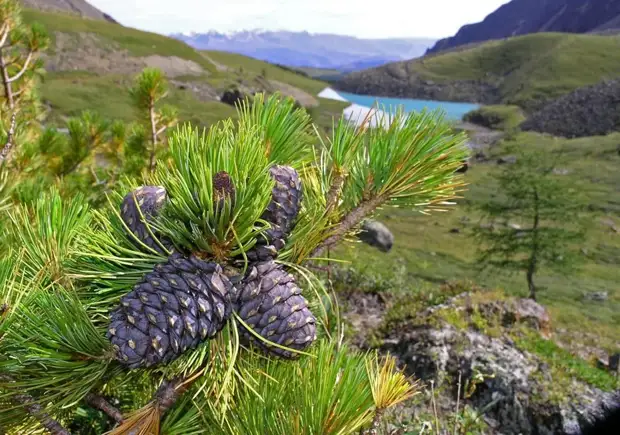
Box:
(21, 8), (346, 130)
(171, 30), (435, 71)
(20, 0), (118, 23)
(427, 0), (620, 55)
(335, 32), (620, 111)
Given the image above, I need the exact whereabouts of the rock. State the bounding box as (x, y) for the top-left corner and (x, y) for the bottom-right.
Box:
(382, 317), (618, 435)
(609, 353), (620, 372)
(220, 88), (246, 106)
(552, 168), (570, 175)
(357, 220), (394, 252)
(583, 291), (608, 302)
(473, 150), (489, 162)
(497, 155), (517, 165)
(522, 80), (620, 138)
(377, 294), (619, 434)
(456, 160), (469, 173)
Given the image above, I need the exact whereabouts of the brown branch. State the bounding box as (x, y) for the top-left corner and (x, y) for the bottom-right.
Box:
(0, 375), (71, 435)
(0, 24), (10, 48)
(310, 194), (386, 259)
(325, 171), (345, 214)
(12, 393), (72, 435)
(0, 50), (14, 109)
(148, 99), (157, 172)
(85, 393), (124, 424)
(155, 125), (167, 137)
(0, 112), (17, 164)
(155, 376), (194, 414)
(7, 50), (33, 83)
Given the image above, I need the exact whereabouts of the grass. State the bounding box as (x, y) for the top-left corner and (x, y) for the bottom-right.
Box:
(342, 33), (620, 111)
(203, 50), (329, 94)
(21, 8), (344, 131)
(334, 130), (620, 348)
(41, 72), (237, 127)
(463, 105), (526, 131)
(22, 9), (216, 72)
(514, 329), (618, 393)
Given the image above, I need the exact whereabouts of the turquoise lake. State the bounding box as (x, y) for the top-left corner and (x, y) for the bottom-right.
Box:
(336, 91), (479, 121)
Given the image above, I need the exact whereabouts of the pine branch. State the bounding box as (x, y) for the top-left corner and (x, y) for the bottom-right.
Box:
(0, 375), (71, 435)
(0, 24), (9, 48)
(149, 99), (157, 172)
(155, 376), (194, 414)
(310, 194), (386, 259)
(0, 111), (17, 164)
(155, 124), (167, 137)
(325, 170), (345, 214)
(7, 50), (33, 83)
(0, 50), (14, 109)
(85, 393), (124, 424)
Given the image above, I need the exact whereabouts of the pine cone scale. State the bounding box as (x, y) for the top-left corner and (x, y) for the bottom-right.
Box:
(107, 253), (235, 368)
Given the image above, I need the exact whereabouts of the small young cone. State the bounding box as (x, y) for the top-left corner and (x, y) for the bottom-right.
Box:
(236, 260), (316, 358)
(120, 186), (173, 254)
(107, 253), (235, 368)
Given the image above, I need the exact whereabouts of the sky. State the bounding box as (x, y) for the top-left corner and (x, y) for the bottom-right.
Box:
(88, 0), (511, 39)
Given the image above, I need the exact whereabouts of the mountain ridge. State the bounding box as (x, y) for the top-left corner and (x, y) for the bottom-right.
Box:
(171, 30), (436, 71)
(427, 0), (620, 54)
(335, 32), (620, 112)
(20, 0), (117, 23)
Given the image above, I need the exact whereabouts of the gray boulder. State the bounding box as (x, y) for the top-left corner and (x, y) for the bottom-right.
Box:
(380, 295), (620, 435)
(357, 220), (394, 252)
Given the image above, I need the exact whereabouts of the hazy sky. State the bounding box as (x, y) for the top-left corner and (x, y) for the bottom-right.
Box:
(88, 0), (510, 39)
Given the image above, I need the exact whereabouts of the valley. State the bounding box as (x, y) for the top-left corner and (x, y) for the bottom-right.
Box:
(0, 0), (619, 433)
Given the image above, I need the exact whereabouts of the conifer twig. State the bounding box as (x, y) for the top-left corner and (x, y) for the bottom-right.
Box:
(85, 393), (124, 424)
(0, 112), (17, 164)
(0, 375), (71, 435)
(310, 194), (385, 259)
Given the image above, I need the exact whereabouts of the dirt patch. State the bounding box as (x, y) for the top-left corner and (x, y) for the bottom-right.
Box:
(44, 32), (205, 78)
(269, 80), (318, 108)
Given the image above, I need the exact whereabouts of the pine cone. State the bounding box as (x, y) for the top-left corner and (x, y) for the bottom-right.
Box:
(107, 253), (235, 368)
(246, 165), (302, 262)
(236, 261), (316, 358)
(120, 186), (173, 254)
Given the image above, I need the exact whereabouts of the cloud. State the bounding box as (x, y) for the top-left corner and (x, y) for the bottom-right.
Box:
(89, 0), (510, 38)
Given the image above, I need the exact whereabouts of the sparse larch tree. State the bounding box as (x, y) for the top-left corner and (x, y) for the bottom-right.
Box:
(472, 146), (585, 300)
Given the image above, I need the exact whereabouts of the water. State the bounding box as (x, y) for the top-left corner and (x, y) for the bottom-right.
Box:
(336, 91), (479, 121)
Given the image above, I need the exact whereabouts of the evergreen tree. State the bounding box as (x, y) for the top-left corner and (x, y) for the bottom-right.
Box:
(0, 93), (468, 434)
(129, 67), (178, 172)
(471, 146), (585, 300)
(0, 0), (48, 165)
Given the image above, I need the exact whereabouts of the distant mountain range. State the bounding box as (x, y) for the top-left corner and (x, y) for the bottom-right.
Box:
(427, 0), (620, 54)
(171, 30), (436, 71)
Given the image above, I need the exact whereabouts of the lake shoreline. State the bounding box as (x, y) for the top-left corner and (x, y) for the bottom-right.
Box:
(317, 87), (480, 122)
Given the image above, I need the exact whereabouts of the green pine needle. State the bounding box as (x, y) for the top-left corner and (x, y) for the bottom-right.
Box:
(3, 187), (90, 284)
(0, 285), (113, 414)
(236, 92), (315, 168)
(149, 122), (273, 259)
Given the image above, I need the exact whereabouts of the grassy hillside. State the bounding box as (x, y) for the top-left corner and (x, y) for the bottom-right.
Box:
(336, 129), (620, 351)
(337, 33), (620, 111)
(22, 9), (344, 129)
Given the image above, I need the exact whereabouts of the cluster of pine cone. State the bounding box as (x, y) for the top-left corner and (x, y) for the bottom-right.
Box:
(106, 166), (317, 369)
